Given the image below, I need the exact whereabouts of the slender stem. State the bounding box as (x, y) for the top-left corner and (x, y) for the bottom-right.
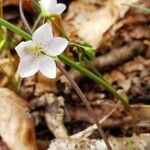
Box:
(58, 55), (131, 111)
(84, 58), (105, 79)
(32, 14), (42, 32)
(32, 0), (40, 9)
(48, 17), (69, 40)
(71, 101), (119, 139)
(122, 3), (150, 13)
(19, 0), (32, 34)
(84, 58), (120, 98)
(0, 38), (7, 51)
(56, 62), (112, 150)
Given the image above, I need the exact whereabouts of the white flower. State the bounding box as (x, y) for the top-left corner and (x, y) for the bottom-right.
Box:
(39, 0), (66, 16)
(15, 23), (68, 78)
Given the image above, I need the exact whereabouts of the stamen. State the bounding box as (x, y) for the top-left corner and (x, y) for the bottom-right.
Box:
(25, 44), (42, 55)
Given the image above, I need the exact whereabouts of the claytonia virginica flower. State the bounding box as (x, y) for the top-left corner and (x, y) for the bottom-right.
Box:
(39, 0), (66, 16)
(15, 23), (68, 78)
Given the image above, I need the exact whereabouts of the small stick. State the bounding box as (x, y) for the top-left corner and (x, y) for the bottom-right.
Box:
(56, 62), (112, 150)
(19, 0), (32, 34)
(93, 41), (144, 70)
(71, 102), (119, 139)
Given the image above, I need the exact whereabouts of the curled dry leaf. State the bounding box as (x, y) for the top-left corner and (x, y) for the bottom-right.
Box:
(0, 88), (37, 150)
(44, 93), (68, 138)
(30, 93), (68, 138)
(64, 0), (138, 49)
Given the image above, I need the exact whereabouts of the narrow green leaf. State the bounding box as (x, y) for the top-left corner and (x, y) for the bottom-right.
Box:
(123, 3), (150, 13)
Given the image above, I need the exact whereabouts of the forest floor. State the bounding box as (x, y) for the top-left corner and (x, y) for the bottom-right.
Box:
(0, 0), (149, 149)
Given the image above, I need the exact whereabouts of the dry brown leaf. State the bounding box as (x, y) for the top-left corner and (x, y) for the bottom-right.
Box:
(104, 70), (131, 92)
(34, 73), (58, 96)
(20, 68), (62, 97)
(64, 0), (138, 49)
(100, 8), (150, 50)
(0, 88), (37, 150)
(104, 70), (125, 83)
(0, 58), (15, 87)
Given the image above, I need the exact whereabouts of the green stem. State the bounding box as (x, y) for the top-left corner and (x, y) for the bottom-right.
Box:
(0, 38), (7, 51)
(0, 17), (134, 117)
(58, 54), (130, 110)
(84, 58), (105, 79)
(48, 17), (69, 40)
(32, 14), (42, 32)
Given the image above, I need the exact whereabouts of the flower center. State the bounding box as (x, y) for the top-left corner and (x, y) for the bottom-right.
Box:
(34, 45), (42, 54)
(25, 44), (43, 55)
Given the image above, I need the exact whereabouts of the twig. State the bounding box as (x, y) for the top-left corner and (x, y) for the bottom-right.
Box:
(56, 61), (112, 150)
(93, 41), (145, 70)
(71, 101), (119, 139)
(19, 0), (32, 34)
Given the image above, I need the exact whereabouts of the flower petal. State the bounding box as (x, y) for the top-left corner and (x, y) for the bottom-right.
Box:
(39, 55), (56, 78)
(32, 23), (53, 44)
(47, 0), (57, 11)
(49, 3), (66, 15)
(15, 41), (35, 59)
(39, 0), (56, 11)
(44, 37), (68, 56)
(17, 57), (39, 78)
